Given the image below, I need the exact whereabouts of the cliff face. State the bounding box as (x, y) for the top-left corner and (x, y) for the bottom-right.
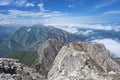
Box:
(48, 42), (120, 80)
(37, 39), (64, 76)
(0, 58), (43, 80)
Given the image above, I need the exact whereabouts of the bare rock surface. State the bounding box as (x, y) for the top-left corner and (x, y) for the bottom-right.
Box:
(0, 58), (43, 80)
(48, 42), (120, 80)
(37, 39), (64, 76)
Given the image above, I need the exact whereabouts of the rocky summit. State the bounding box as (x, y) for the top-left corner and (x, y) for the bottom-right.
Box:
(0, 58), (43, 80)
(1, 40), (120, 80)
(48, 42), (120, 80)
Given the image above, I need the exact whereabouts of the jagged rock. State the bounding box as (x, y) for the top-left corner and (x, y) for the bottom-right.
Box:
(47, 42), (120, 80)
(0, 58), (43, 80)
(37, 39), (64, 76)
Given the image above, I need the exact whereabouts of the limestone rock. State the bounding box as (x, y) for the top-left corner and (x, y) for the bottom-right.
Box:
(48, 42), (120, 80)
(0, 58), (43, 80)
(37, 39), (64, 76)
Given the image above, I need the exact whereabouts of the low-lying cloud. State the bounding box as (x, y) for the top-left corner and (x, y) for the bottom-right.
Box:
(92, 39), (120, 58)
(48, 24), (120, 34)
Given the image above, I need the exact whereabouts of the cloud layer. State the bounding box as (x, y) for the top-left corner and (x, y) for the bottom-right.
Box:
(49, 24), (120, 34)
(92, 39), (120, 57)
(0, 9), (65, 25)
(0, 0), (120, 25)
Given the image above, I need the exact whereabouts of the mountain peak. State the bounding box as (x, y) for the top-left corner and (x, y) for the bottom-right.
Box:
(48, 42), (120, 80)
(0, 25), (82, 57)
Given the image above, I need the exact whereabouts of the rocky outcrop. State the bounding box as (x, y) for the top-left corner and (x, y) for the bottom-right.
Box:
(37, 39), (64, 76)
(0, 58), (43, 80)
(48, 42), (120, 80)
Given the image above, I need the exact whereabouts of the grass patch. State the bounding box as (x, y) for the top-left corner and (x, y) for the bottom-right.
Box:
(8, 51), (39, 68)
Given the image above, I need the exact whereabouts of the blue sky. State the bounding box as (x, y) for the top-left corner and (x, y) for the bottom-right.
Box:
(0, 0), (120, 25)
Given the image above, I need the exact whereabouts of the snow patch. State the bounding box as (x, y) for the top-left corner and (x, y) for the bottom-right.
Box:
(26, 28), (31, 32)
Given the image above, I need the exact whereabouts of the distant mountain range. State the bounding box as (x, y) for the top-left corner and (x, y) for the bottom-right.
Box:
(0, 25), (82, 57)
(0, 24), (120, 57)
(55, 25), (120, 41)
(76, 28), (120, 41)
(54, 25), (120, 57)
(1, 25), (120, 80)
(0, 25), (18, 44)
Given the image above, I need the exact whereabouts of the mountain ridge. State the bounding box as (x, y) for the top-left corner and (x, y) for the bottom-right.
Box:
(47, 42), (120, 80)
(0, 25), (82, 57)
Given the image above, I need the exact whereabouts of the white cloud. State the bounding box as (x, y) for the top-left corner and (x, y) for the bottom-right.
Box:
(0, 2), (9, 6)
(9, 10), (43, 16)
(82, 24), (112, 30)
(1, 9), (120, 27)
(68, 5), (74, 8)
(14, 0), (27, 6)
(92, 39), (120, 57)
(42, 14), (53, 18)
(7, 10), (64, 18)
(0, 0), (27, 6)
(0, 0), (12, 6)
(0, 9), (65, 25)
(53, 26), (78, 33)
(82, 30), (93, 35)
(38, 3), (46, 11)
(25, 3), (35, 7)
(104, 10), (120, 15)
(54, 26), (93, 34)
(45, 24), (120, 33)
(41, 11), (64, 18)
(94, 0), (119, 10)
(43, 15), (112, 26)
(68, 5), (72, 8)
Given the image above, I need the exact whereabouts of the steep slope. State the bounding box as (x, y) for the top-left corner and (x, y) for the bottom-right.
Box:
(0, 40), (23, 57)
(0, 25), (18, 44)
(0, 25), (81, 57)
(8, 51), (39, 68)
(36, 39), (64, 76)
(0, 25), (16, 44)
(0, 58), (43, 80)
(48, 42), (120, 80)
(11, 25), (80, 50)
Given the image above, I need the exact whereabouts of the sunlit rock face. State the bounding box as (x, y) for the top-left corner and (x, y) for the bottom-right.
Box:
(48, 42), (120, 80)
(0, 58), (43, 80)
